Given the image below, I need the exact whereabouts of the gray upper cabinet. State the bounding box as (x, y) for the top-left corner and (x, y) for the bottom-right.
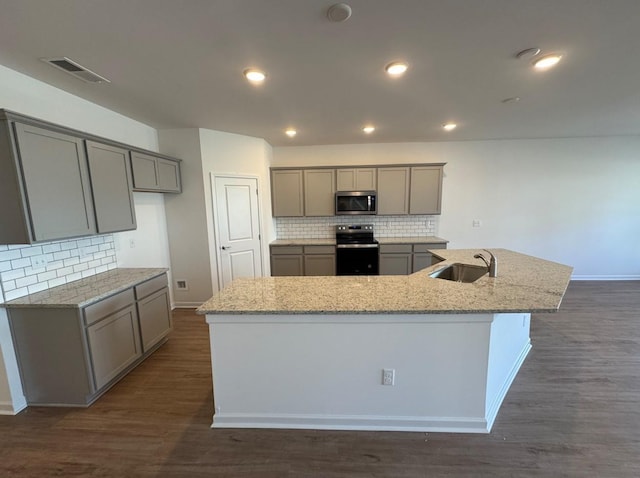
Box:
(377, 167), (410, 215)
(271, 169), (304, 217)
(86, 141), (136, 233)
(12, 123), (97, 242)
(0, 109), (183, 244)
(336, 168), (377, 191)
(130, 151), (182, 193)
(409, 165), (443, 215)
(304, 169), (335, 216)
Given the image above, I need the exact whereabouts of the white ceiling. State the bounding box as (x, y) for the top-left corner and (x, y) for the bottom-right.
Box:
(1, 0), (640, 146)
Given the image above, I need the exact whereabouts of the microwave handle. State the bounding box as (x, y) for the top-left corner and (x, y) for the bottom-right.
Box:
(368, 196), (371, 210)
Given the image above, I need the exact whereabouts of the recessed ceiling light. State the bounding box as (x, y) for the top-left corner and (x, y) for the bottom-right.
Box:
(533, 54), (562, 70)
(385, 62), (408, 77)
(285, 128), (297, 138)
(327, 3), (352, 22)
(442, 123), (457, 131)
(515, 48), (541, 60)
(243, 68), (267, 83)
(362, 125), (375, 134)
(501, 96), (521, 103)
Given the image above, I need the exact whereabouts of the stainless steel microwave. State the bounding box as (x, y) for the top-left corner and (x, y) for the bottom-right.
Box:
(335, 191), (377, 215)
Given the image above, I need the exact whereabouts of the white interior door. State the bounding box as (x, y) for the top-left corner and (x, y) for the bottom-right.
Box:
(214, 176), (263, 288)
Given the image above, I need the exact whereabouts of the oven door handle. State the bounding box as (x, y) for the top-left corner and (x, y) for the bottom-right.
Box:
(336, 244), (379, 249)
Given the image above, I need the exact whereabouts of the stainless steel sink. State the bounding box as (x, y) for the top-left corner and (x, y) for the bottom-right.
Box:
(429, 263), (488, 283)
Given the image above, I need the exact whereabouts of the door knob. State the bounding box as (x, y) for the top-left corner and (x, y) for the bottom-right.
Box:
(221, 246), (232, 250)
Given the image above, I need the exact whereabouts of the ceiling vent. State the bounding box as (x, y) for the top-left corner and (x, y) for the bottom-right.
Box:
(41, 57), (110, 83)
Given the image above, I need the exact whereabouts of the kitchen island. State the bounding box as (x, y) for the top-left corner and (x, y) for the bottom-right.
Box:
(198, 249), (572, 433)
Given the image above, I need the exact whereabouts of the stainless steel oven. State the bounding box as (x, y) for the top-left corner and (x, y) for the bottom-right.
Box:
(335, 224), (379, 275)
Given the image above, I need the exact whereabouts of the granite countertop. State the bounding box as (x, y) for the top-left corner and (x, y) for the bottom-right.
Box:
(2, 268), (168, 309)
(197, 249), (573, 315)
(270, 236), (448, 246)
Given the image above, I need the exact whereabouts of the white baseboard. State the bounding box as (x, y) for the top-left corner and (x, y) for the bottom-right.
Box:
(172, 302), (202, 309)
(572, 275), (640, 281)
(0, 397), (27, 415)
(485, 340), (532, 431)
(211, 412), (490, 434)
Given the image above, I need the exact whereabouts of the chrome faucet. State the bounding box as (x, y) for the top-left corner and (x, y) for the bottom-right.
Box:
(474, 249), (498, 277)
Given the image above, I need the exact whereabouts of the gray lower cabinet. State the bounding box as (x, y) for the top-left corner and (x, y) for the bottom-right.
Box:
(271, 245), (336, 276)
(380, 243), (448, 275)
(7, 273), (171, 406)
(2, 121), (97, 242)
(135, 274), (172, 352)
(270, 246), (304, 276)
(303, 245), (336, 276)
(379, 244), (413, 275)
(87, 303), (142, 390)
(130, 151), (182, 193)
(86, 141), (136, 233)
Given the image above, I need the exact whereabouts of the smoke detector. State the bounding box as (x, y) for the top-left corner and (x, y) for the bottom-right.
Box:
(327, 3), (352, 22)
(41, 57), (110, 83)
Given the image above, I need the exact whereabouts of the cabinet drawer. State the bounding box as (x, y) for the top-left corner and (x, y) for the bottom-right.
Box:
(84, 288), (135, 326)
(413, 243), (447, 253)
(271, 246), (303, 255)
(304, 245), (335, 254)
(379, 244), (412, 254)
(135, 273), (168, 300)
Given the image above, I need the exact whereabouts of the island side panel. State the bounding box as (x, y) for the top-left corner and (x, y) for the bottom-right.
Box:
(207, 313), (495, 433)
(485, 312), (532, 427)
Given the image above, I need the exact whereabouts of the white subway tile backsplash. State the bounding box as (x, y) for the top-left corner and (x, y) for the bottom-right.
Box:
(42, 243), (62, 254)
(5, 287), (28, 301)
(0, 234), (116, 301)
(15, 275), (38, 289)
(20, 246), (43, 257)
(0, 250), (22, 262)
(275, 215), (439, 239)
(48, 277), (67, 288)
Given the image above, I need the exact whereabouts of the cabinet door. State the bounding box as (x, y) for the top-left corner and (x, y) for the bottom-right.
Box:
(86, 305), (142, 390)
(157, 158), (181, 192)
(271, 255), (304, 276)
(336, 168), (377, 191)
(412, 253), (433, 273)
(271, 170), (304, 217)
(377, 167), (410, 215)
(304, 169), (335, 216)
(137, 287), (172, 353)
(14, 123), (96, 241)
(130, 151), (159, 190)
(409, 166), (443, 215)
(86, 141), (136, 233)
(379, 254), (412, 275)
(304, 254), (335, 276)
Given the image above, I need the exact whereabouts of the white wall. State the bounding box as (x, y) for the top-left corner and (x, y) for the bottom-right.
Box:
(158, 129), (213, 307)
(0, 64), (171, 414)
(198, 129), (274, 293)
(273, 138), (640, 279)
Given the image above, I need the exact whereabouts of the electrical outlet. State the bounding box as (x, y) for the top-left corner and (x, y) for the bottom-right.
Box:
(129, 239), (136, 249)
(382, 368), (395, 386)
(32, 255), (48, 268)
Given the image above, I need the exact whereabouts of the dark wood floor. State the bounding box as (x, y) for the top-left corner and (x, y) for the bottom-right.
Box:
(1, 281), (639, 477)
